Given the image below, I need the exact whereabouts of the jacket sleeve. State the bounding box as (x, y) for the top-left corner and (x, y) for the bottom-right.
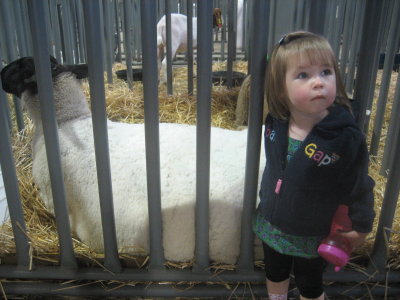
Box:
(341, 133), (375, 233)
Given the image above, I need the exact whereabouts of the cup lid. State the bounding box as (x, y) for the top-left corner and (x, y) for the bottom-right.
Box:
(318, 243), (349, 267)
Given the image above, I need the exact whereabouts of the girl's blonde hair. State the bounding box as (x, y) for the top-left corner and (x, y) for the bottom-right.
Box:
(265, 31), (350, 120)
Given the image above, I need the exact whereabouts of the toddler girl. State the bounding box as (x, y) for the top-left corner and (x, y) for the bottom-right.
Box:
(253, 31), (375, 300)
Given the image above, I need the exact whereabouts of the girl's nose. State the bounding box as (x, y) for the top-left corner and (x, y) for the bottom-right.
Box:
(313, 75), (324, 88)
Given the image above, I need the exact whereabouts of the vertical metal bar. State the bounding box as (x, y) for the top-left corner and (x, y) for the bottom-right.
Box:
(242, 0), (248, 59)
(345, 0), (364, 95)
(193, 0), (213, 272)
(114, 0), (122, 62)
(381, 66), (400, 175)
(187, 0), (194, 95)
(165, 0), (173, 95)
(332, 2), (345, 58)
(226, 0), (236, 88)
(140, 0), (165, 270)
(49, 0), (63, 63)
(370, 111), (400, 270)
(1, 0), (25, 132)
(370, 0), (400, 157)
(363, 0), (390, 134)
(0, 6), (13, 134)
(237, 0), (270, 270)
(123, 0), (133, 89)
(339, 0), (356, 79)
(75, 0), (86, 63)
(220, 0), (227, 61)
(13, 0), (29, 56)
(27, 0), (77, 269)
(60, 0), (74, 63)
(23, 0), (34, 54)
(43, 0), (54, 57)
(0, 59), (30, 268)
(308, 0), (326, 35)
(82, 0), (122, 273)
(132, 0), (142, 62)
(353, 0), (384, 131)
(103, 0), (114, 84)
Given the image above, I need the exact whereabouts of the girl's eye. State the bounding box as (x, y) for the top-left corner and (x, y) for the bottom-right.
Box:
(322, 69), (333, 76)
(297, 72), (308, 79)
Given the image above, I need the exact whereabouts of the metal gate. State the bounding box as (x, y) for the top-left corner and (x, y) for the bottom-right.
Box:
(0, 0), (400, 298)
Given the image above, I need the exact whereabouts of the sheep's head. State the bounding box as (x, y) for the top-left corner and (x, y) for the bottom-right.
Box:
(1, 56), (88, 98)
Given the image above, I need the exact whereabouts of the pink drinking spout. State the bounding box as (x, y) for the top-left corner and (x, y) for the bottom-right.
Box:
(318, 205), (353, 272)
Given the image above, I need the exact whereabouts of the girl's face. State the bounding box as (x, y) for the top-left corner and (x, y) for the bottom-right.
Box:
(284, 54), (336, 120)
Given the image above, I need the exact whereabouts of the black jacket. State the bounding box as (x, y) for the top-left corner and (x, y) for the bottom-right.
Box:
(258, 105), (375, 236)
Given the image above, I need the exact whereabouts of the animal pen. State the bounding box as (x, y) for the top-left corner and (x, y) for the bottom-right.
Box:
(0, 0), (400, 298)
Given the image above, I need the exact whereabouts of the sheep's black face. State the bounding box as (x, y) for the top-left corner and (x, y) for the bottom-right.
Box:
(1, 56), (88, 98)
(1, 57), (35, 97)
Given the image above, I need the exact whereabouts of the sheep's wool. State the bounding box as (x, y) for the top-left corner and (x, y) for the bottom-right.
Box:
(27, 73), (264, 264)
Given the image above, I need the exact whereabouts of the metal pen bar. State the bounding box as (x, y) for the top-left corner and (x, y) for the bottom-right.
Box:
(363, 0), (390, 134)
(308, 0), (326, 36)
(12, 0), (29, 56)
(82, 0), (121, 273)
(103, 0), (114, 84)
(1, 264), (400, 283)
(220, 0), (227, 61)
(165, 0), (173, 95)
(1, 0), (24, 132)
(27, 0), (77, 269)
(48, 0), (63, 63)
(353, 0), (384, 131)
(193, 0), (213, 272)
(187, 0), (194, 95)
(59, 0), (74, 63)
(3, 281), (400, 298)
(237, 0), (270, 270)
(133, 0), (142, 62)
(75, 0), (86, 63)
(345, 0), (365, 95)
(339, 0), (356, 79)
(226, 0), (236, 88)
(332, 2), (345, 59)
(114, 0), (122, 63)
(0, 62), (30, 268)
(381, 63), (400, 175)
(69, 0), (79, 62)
(21, 0), (33, 56)
(370, 0), (400, 157)
(370, 97), (400, 269)
(140, 0), (165, 270)
(123, 0), (133, 89)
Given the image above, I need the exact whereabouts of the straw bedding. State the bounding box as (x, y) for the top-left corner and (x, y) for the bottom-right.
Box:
(0, 62), (399, 273)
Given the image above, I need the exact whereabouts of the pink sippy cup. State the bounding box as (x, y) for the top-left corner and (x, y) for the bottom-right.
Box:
(318, 205), (353, 272)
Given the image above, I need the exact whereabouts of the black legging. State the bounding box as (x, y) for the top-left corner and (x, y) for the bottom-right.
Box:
(263, 243), (327, 298)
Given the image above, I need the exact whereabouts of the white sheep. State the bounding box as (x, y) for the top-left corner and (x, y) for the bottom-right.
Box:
(1, 57), (264, 264)
(235, 74), (269, 127)
(157, 9), (222, 84)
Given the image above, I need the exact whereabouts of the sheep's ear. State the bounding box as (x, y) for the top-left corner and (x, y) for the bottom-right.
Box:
(56, 64), (88, 79)
(70, 64), (89, 79)
(1, 57), (37, 97)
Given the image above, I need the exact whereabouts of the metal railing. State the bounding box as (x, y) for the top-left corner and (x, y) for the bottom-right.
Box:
(0, 0), (399, 297)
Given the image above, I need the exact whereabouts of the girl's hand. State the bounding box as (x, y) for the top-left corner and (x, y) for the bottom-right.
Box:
(336, 230), (368, 250)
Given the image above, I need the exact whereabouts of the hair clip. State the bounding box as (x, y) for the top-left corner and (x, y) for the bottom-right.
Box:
(278, 35), (286, 45)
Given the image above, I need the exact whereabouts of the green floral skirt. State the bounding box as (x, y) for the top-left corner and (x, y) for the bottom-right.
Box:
(253, 210), (324, 258)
